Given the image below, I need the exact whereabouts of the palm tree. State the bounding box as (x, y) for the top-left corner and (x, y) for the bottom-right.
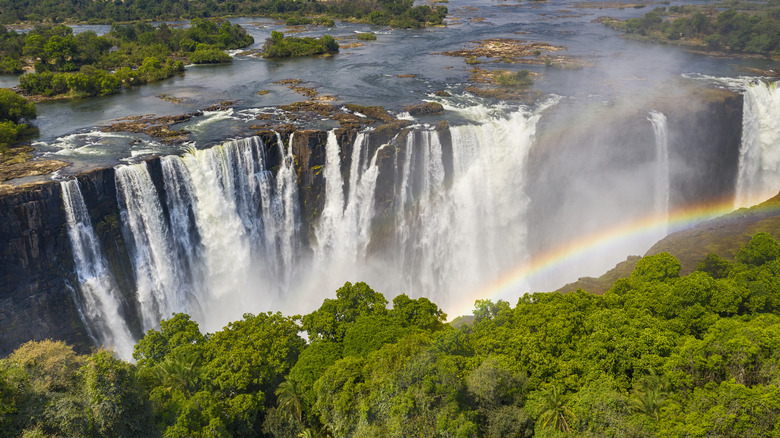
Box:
(537, 385), (576, 433)
(630, 373), (670, 421)
(152, 348), (201, 395)
(276, 380), (303, 423)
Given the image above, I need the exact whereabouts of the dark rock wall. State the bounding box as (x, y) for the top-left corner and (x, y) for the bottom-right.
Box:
(0, 182), (89, 356)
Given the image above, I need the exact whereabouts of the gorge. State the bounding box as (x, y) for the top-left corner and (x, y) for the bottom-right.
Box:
(4, 77), (778, 359)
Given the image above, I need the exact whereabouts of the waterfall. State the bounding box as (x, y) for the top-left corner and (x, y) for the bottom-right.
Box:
(61, 179), (135, 359)
(735, 80), (780, 209)
(396, 107), (541, 300)
(648, 110), (669, 232)
(74, 109), (549, 351)
(315, 132), (379, 265)
(115, 163), (190, 331)
(274, 132), (301, 286)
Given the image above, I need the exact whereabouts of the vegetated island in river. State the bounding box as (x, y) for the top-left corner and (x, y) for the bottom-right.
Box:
(2, 228), (780, 436)
(0, 19), (254, 99)
(599, 0), (780, 62)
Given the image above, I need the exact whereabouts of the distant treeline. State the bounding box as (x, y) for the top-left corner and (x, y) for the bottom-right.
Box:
(2, 232), (780, 437)
(607, 3), (780, 54)
(0, 19), (253, 97)
(0, 0), (447, 29)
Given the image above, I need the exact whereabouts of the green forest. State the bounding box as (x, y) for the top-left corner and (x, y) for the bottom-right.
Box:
(607, 2), (780, 55)
(0, 0), (447, 29)
(0, 19), (253, 98)
(2, 232), (780, 437)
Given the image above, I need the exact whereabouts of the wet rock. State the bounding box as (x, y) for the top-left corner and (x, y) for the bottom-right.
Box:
(404, 102), (444, 116)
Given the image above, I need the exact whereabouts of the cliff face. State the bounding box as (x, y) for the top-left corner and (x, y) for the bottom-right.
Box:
(0, 182), (89, 356)
(0, 90), (746, 355)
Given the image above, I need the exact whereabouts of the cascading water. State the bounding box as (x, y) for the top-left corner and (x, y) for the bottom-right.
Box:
(61, 179), (135, 359)
(115, 163), (191, 330)
(648, 110), (669, 233)
(112, 136), (303, 333)
(305, 103), (547, 307)
(398, 106), (542, 300)
(735, 80), (780, 209)
(314, 132), (379, 265)
(71, 103), (556, 349)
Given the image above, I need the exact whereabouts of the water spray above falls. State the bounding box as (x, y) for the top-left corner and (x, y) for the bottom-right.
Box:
(735, 80), (780, 209)
(61, 180), (135, 359)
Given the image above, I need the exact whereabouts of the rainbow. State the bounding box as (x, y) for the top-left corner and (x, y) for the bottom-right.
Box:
(448, 196), (780, 318)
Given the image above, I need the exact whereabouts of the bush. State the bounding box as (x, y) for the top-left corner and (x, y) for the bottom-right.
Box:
(189, 48), (232, 63)
(0, 120), (26, 153)
(356, 32), (377, 41)
(262, 32), (339, 58)
(495, 70), (533, 87)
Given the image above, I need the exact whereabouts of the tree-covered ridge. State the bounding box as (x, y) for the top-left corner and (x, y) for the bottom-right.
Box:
(0, 19), (253, 97)
(2, 233), (780, 437)
(603, 2), (780, 55)
(0, 0), (447, 29)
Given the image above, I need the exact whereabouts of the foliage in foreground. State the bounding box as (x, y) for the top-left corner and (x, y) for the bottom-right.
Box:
(3, 233), (780, 437)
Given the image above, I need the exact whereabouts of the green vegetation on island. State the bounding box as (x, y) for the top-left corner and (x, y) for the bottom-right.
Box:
(0, 18), (253, 98)
(0, 0), (447, 29)
(604, 2), (780, 55)
(3, 231), (780, 436)
(0, 89), (35, 153)
(262, 31), (339, 59)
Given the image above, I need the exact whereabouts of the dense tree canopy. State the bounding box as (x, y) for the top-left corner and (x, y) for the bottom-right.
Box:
(3, 233), (780, 436)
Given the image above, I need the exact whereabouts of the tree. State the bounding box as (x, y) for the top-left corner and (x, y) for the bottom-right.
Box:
(0, 89), (36, 125)
(735, 232), (780, 266)
(276, 380), (302, 423)
(631, 252), (681, 282)
(133, 313), (205, 368)
(390, 294), (447, 332)
(629, 373), (670, 421)
(532, 386), (576, 433)
(302, 281), (388, 342)
(697, 252), (733, 279)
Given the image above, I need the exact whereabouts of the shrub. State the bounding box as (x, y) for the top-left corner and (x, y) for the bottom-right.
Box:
(495, 70), (533, 87)
(189, 48), (232, 64)
(356, 32), (377, 41)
